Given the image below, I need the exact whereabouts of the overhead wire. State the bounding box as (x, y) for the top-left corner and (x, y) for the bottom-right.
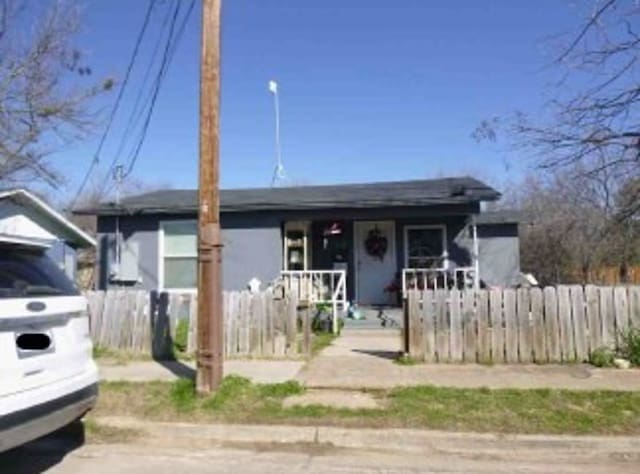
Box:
(69, 0), (157, 209)
(121, 0), (196, 179)
(101, 1), (176, 187)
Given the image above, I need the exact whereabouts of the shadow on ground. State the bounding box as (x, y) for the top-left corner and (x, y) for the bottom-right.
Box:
(0, 421), (85, 474)
(351, 349), (401, 360)
(155, 359), (196, 379)
(150, 291), (196, 380)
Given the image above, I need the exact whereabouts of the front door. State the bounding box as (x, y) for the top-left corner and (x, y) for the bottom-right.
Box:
(354, 221), (396, 305)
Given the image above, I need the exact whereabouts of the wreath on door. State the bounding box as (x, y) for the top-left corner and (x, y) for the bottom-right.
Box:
(365, 227), (388, 261)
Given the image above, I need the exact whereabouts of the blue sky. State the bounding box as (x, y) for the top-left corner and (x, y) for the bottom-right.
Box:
(56, 0), (587, 199)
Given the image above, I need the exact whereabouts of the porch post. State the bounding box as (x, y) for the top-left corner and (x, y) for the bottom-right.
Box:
(472, 217), (480, 290)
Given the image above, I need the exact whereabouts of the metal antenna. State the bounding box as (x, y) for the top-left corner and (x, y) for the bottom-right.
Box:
(269, 80), (287, 186)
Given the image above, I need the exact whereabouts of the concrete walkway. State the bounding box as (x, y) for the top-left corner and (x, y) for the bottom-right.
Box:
(99, 329), (640, 391)
(296, 328), (640, 391)
(98, 359), (304, 384)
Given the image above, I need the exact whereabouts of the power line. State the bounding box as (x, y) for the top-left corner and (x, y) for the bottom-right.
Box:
(102, 1), (175, 185)
(122, 0), (195, 179)
(69, 0), (157, 209)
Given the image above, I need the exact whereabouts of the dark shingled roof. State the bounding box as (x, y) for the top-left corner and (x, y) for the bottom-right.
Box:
(76, 177), (500, 216)
(474, 209), (523, 225)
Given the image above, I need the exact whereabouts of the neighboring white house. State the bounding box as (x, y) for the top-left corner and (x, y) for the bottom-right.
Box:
(0, 189), (96, 279)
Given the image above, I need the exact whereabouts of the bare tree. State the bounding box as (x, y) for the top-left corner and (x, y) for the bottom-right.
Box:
(475, 0), (640, 218)
(508, 163), (640, 285)
(0, 0), (113, 188)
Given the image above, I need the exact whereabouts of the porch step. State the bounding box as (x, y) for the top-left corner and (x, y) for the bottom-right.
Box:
(343, 306), (404, 330)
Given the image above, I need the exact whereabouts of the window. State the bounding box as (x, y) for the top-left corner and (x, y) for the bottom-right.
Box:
(404, 226), (446, 269)
(283, 221), (311, 271)
(161, 221), (197, 289)
(0, 245), (79, 298)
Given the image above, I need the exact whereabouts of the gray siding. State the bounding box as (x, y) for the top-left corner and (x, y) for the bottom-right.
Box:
(223, 227), (282, 290)
(95, 202), (521, 292)
(97, 213), (282, 292)
(477, 224), (520, 287)
(97, 215), (161, 291)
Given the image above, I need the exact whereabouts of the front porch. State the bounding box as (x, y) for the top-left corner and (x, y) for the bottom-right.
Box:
(277, 217), (481, 327)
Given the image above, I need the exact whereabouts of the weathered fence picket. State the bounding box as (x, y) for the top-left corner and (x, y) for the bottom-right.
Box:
(504, 289), (518, 363)
(516, 288), (532, 363)
(571, 285), (588, 361)
(462, 291), (476, 362)
(422, 290), (436, 362)
(585, 285), (600, 353)
(530, 287), (546, 363)
(600, 286), (615, 348)
(86, 289), (307, 359)
(449, 290), (463, 362)
(405, 285), (640, 364)
(544, 286), (560, 361)
(435, 290), (448, 362)
(489, 288), (504, 363)
(477, 290), (491, 364)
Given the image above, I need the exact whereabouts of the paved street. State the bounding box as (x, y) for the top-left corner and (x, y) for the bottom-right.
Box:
(2, 420), (640, 473)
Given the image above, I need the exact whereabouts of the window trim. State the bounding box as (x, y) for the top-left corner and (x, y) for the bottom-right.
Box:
(403, 224), (448, 268)
(158, 220), (198, 291)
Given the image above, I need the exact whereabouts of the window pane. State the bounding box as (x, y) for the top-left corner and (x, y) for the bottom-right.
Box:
(164, 257), (197, 289)
(407, 228), (444, 268)
(164, 221), (197, 256)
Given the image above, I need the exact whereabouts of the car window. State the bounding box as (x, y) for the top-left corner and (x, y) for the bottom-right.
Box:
(0, 246), (79, 298)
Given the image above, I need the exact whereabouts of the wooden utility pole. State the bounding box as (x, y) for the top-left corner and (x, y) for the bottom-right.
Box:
(197, 0), (223, 394)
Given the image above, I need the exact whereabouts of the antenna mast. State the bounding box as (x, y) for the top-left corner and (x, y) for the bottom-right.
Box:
(269, 80), (287, 186)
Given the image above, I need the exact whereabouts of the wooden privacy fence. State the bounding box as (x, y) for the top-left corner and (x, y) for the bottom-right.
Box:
(405, 286), (640, 363)
(86, 289), (312, 358)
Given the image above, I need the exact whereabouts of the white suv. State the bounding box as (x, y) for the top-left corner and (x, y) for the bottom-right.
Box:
(0, 241), (98, 452)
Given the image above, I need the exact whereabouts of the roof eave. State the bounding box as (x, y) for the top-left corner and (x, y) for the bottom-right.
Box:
(1, 189), (96, 248)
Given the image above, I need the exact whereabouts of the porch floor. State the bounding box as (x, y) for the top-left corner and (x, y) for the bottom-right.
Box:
(342, 306), (403, 330)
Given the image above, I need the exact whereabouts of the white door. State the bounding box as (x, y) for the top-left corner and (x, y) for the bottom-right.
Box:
(354, 221), (396, 305)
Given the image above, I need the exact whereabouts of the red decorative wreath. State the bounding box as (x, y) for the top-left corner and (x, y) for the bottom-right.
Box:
(365, 227), (388, 261)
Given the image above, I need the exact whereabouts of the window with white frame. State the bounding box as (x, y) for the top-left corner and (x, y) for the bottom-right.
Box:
(404, 226), (446, 269)
(161, 220), (197, 289)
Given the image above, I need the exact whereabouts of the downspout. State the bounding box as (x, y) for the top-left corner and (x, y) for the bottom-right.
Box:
(472, 216), (480, 290)
(113, 165), (123, 280)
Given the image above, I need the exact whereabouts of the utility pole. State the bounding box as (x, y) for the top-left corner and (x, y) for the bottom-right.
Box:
(197, 0), (223, 394)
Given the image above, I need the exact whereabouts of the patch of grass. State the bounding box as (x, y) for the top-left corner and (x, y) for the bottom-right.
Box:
(590, 346), (616, 368)
(95, 379), (640, 435)
(170, 378), (197, 411)
(258, 380), (305, 398)
(394, 354), (421, 365)
(173, 319), (189, 354)
(311, 332), (337, 355)
(92, 345), (153, 365)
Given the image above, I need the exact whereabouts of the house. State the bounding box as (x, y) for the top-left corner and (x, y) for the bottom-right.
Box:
(76, 177), (521, 307)
(0, 189), (96, 279)
(76, 177), (520, 305)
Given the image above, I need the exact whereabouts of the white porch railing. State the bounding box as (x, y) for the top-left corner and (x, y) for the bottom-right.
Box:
(278, 270), (347, 333)
(402, 267), (476, 298)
